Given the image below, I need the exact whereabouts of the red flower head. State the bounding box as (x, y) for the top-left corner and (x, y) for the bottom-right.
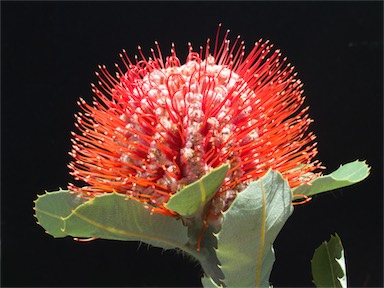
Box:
(68, 25), (322, 220)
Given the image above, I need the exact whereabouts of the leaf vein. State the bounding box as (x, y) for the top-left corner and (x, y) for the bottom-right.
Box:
(70, 210), (186, 249)
(35, 208), (63, 220)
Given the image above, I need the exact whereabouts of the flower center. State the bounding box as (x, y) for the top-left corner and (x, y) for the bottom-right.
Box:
(115, 55), (258, 209)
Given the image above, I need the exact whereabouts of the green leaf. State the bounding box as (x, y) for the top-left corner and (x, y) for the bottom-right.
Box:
(191, 225), (224, 286)
(215, 170), (293, 287)
(311, 233), (347, 288)
(165, 164), (229, 216)
(293, 160), (370, 197)
(63, 193), (189, 250)
(34, 189), (87, 237)
(201, 276), (222, 288)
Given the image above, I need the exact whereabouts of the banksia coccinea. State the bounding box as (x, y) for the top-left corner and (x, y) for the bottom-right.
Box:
(68, 25), (322, 221)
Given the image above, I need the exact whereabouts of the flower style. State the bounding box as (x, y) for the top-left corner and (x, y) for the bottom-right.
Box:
(68, 25), (322, 221)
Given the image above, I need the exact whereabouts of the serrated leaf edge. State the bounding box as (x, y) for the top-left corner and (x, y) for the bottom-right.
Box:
(292, 160), (370, 197)
(311, 234), (347, 288)
(332, 160), (370, 181)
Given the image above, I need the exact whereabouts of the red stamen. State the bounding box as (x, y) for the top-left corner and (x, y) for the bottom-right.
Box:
(68, 25), (323, 219)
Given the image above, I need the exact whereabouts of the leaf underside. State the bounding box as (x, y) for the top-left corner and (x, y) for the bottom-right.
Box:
(293, 160), (370, 197)
(214, 170), (294, 288)
(311, 233), (347, 288)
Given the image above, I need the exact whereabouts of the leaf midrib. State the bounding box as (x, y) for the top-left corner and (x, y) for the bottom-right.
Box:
(35, 207), (64, 220)
(325, 242), (337, 287)
(66, 210), (187, 250)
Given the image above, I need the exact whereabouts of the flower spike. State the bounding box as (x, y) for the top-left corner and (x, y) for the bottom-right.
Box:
(68, 26), (322, 218)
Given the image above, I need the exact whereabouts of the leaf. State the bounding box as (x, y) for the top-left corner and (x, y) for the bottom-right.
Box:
(34, 189), (87, 237)
(293, 160), (370, 197)
(165, 164), (229, 216)
(215, 170), (293, 287)
(63, 193), (189, 250)
(201, 276), (221, 288)
(311, 233), (347, 288)
(191, 225), (225, 286)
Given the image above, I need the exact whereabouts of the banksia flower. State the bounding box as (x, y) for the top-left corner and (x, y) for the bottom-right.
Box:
(68, 25), (322, 221)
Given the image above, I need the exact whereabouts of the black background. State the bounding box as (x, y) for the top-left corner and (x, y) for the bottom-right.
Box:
(1, 1), (383, 287)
